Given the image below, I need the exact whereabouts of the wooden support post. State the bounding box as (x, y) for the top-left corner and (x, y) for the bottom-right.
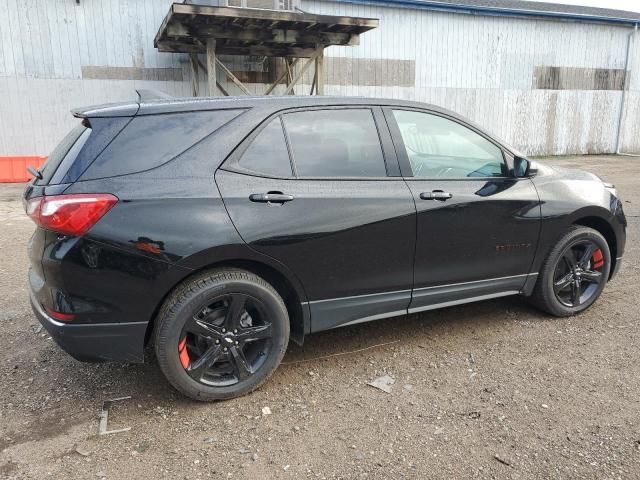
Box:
(215, 58), (252, 95)
(315, 44), (325, 95)
(264, 58), (299, 95)
(189, 54), (200, 97)
(310, 60), (318, 95)
(284, 50), (321, 95)
(194, 57), (230, 96)
(286, 58), (295, 95)
(206, 38), (217, 96)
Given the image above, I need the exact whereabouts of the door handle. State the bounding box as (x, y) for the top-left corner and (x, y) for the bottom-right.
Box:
(420, 190), (453, 201)
(249, 192), (294, 204)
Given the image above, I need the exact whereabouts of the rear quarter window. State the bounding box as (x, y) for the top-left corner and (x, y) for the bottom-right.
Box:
(237, 117), (292, 177)
(80, 109), (243, 180)
(36, 124), (89, 185)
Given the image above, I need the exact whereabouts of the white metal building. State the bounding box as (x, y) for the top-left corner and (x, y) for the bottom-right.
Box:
(0, 0), (638, 159)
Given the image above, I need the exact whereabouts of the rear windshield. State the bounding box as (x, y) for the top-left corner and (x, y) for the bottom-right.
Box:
(36, 123), (90, 185)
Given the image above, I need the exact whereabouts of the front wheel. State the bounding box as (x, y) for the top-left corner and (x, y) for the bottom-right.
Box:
(154, 269), (289, 401)
(531, 226), (611, 317)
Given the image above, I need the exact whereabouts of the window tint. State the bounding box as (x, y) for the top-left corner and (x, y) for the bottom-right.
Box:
(282, 109), (387, 178)
(392, 110), (506, 178)
(82, 109), (243, 180)
(238, 117), (292, 177)
(37, 123), (89, 185)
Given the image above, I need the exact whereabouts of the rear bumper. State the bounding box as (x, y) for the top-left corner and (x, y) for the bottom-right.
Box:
(30, 291), (147, 363)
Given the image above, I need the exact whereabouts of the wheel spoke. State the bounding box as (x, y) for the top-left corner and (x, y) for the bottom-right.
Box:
(186, 343), (224, 381)
(581, 270), (602, 283)
(229, 345), (252, 380)
(235, 323), (272, 343)
(571, 281), (581, 306)
(224, 295), (247, 330)
(562, 250), (577, 270)
(554, 273), (574, 293)
(578, 243), (597, 268)
(184, 317), (224, 339)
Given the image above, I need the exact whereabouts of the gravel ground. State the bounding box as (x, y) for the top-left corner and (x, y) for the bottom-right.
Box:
(0, 155), (638, 479)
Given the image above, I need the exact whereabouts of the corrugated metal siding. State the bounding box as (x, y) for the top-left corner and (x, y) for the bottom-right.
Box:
(619, 30), (639, 154)
(302, 0), (637, 155)
(0, 0), (191, 157)
(0, 0), (637, 156)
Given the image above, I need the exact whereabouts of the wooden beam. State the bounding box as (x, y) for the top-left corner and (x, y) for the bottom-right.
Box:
(215, 58), (251, 95)
(264, 58), (299, 95)
(189, 53), (199, 97)
(166, 23), (359, 46)
(193, 56), (230, 96)
(286, 58), (294, 95)
(216, 80), (230, 96)
(206, 38), (217, 96)
(310, 61), (317, 95)
(284, 49), (322, 95)
(156, 40), (202, 53)
(214, 45), (319, 57)
(315, 45), (325, 95)
(170, 4), (380, 30)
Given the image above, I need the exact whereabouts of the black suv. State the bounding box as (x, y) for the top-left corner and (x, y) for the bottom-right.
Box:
(25, 95), (626, 400)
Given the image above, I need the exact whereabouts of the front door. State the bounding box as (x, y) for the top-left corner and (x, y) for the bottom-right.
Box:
(384, 108), (541, 312)
(216, 107), (416, 331)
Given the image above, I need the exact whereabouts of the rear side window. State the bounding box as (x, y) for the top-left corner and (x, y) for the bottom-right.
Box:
(282, 109), (387, 178)
(238, 118), (292, 177)
(37, 124), (89, 185)
(81, 109), (242, 180)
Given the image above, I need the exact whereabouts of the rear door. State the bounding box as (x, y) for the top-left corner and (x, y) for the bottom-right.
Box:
(384, 108), (541, 313)
(216, 107), (416, 332)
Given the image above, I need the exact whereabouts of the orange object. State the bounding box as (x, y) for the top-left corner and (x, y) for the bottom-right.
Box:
(592, 248), (604, 269)
(0, 156), (47, 183)
(178, 337), (190, 368)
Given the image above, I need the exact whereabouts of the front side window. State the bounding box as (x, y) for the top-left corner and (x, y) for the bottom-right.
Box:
(238, 117), (292, 177)
(392, 110), (506, 178)
(282, 109), (387, 178)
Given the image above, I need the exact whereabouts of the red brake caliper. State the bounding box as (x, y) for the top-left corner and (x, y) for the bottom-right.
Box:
(178, 337), (190, 369)
(592, 248), (604, 269)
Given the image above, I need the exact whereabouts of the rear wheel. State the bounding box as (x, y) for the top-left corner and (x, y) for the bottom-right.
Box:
(531, 226), (610, 317)
(154, 269), (289, 401)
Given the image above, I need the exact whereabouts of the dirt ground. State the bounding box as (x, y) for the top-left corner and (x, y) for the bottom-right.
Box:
(0, 155), (638, 479)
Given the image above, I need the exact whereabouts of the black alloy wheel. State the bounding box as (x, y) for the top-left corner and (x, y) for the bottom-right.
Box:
(531, 226), (611, 317)
(178, 294), (273, 386)
(155, 269), (289, 401)
(552, 240), (605, 308)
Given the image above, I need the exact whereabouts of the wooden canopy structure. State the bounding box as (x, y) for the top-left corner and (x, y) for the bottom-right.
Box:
(154, 3), (379, 96)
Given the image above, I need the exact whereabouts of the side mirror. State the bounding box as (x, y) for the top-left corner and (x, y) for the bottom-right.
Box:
(513, 156), (536, 177)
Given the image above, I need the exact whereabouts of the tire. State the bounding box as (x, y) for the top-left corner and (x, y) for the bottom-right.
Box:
(530, 226), (611, 317)
(154, 268), (289, 401)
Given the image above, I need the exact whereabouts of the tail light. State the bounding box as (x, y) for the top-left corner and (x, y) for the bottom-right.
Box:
(44, 306), (76, 322)
(26, 193), (118, 236)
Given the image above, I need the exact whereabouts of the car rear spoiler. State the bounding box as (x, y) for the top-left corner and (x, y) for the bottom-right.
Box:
(71, 89), (173, 119)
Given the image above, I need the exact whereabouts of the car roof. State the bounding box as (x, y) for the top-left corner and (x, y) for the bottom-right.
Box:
(72, 95), (522, 157)
(73, 95), (452, 118)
